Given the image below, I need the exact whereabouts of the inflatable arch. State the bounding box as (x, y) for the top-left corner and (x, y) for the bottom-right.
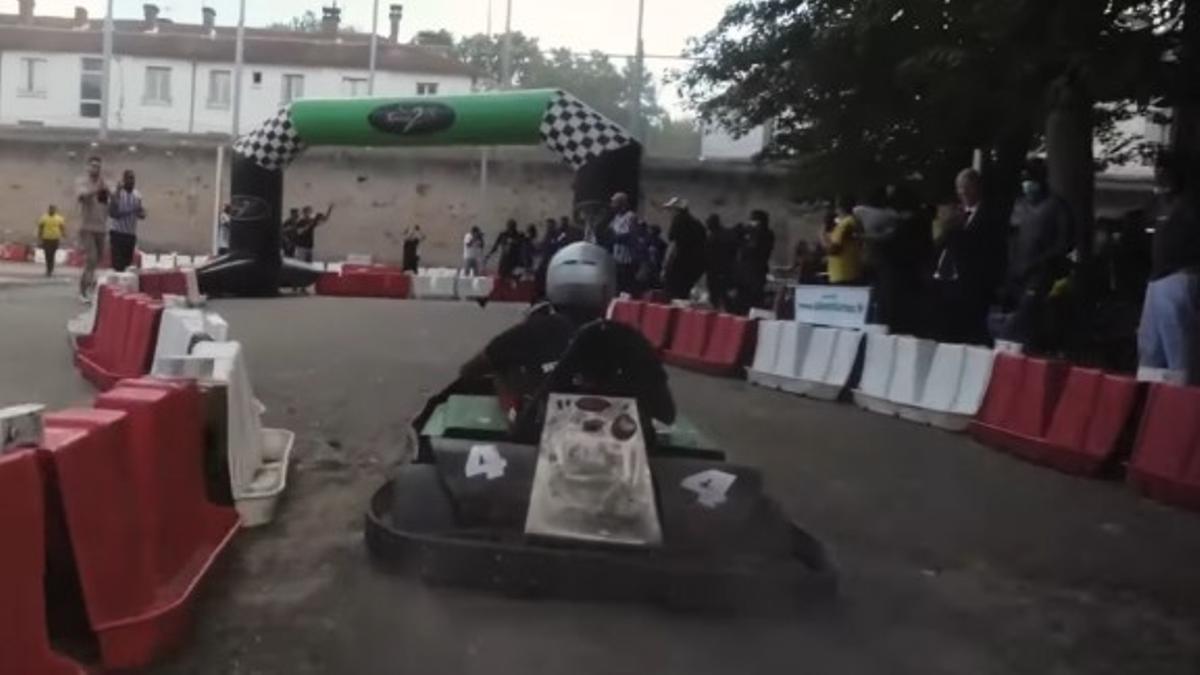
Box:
(197, 89), (642, 297)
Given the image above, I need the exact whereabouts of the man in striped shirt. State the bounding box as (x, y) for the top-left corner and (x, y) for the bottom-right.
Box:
(609, 192), (638, 295)
(108, 169), (146, 272)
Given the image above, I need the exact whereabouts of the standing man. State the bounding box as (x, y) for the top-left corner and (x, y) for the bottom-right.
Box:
(294, 204), (334, 263)
(704, 214), (734, 309)
(1138, 150), (1200, 382)
(36, 204), (66, 277)
(402, 225), (425, 272)
(609, 192), (639, 294)
(999, 159), (1074, 349)
(75, 156), (110, 301)
(488, 219), (523, 280)
(216, 203), (233, 255)
(931, 169), (997, 344)
(823, 196), (864, 285)
(281, 207), (301, 258)
(463, 226), (486, 276)
(731, 209), (776, 313)
(107, 169), (145, 273)
(661, 197), (707, 300)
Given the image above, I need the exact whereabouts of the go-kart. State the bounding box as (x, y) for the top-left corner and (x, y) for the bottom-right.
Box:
(364, 320), (836, 612)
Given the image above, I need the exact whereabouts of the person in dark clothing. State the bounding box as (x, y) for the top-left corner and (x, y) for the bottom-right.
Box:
(460, 242), (674, 441)
(281, 208), (300, 258)
(643, 224), (667, 289)
(729, 210), (775, 314)
(294, 204), (334, 263)
(402, 226), (425, 272)
(931, 169), (999, 344)
(661, 198), (707, 299)
(997, 158), (1074, 348)
(856, 185), (932, 334)
(488, 219), (524, 279)
(534, 219), (562, 301)
(1138, 149), (1200, 381)
(704, 214), (734, 310)
(524, 224), (542, 274)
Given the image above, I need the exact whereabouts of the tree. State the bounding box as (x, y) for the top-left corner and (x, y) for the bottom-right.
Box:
(681, 0), (1186, 239)
(453, 32), (548, 89)
(267, 10), (358, 33)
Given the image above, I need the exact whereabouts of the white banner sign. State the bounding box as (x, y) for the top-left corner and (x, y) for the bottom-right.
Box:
(793, 285), (871, 329)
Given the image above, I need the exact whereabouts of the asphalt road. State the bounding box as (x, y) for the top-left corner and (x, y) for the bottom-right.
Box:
(2, 276), (1199, 675)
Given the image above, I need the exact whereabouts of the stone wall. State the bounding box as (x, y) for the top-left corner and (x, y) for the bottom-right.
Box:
(0, 130), (812, 267)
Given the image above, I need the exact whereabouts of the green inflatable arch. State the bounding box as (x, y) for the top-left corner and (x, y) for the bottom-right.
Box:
(198, 89), (642, 296)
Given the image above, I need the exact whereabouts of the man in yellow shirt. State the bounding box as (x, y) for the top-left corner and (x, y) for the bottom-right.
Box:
(824, 196), (863, 284)
(36, 204), (66, 277)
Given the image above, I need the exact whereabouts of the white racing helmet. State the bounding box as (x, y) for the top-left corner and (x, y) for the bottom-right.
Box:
(546, 242), (616, 313)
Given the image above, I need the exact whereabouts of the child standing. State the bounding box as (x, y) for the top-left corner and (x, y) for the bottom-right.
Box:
(37, 204), (66, 277)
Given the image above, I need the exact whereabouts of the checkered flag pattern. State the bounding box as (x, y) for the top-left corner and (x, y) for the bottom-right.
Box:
(233, 107), (307, 171)
(540, 91), (635, 170)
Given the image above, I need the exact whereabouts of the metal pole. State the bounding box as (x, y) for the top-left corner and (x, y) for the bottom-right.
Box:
(500, 0), (513, 88)
(212, 145), (225, 254)
(368, 0), (380, 95)
(99, 0), (113, 140)
(232, 0), (246, 137)
(631, 0), (645, 140)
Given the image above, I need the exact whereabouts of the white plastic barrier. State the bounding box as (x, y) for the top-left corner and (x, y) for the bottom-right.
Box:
(853, 333), (898, 415)
(193, 255), (210, 267)
(157, 253), (177, 270)
(140, 253), (158, 269)
(413, 270), (458, 300)
(888, 337), (938, 423)
(781, 327), (864, 400)
(455, 274), (495, 300)
(747, 320), (784, 388)
(346, 254), (373, 265)
(151, 307), (229, 371)
(327, 262), (344, 274)
(772, 321), (812, 386)
(0, 404), (44, 452)
(933, 345), (995, 431)
(176, 255), (194, 268)
(188, 341), (294, 527)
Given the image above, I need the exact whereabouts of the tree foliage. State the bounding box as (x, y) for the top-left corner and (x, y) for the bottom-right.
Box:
(267, 10), (357, 34)
(681, 0), (1187, 206)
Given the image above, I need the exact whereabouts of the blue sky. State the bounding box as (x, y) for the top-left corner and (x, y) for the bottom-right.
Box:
(34, 0), (733, 113)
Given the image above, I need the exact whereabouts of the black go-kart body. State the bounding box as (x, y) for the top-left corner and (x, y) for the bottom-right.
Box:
(364, 368), (837, 612)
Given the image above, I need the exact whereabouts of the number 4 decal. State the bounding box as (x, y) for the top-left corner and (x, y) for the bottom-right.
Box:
(465, 444), (507, 480)
(680, 470), (736, 508)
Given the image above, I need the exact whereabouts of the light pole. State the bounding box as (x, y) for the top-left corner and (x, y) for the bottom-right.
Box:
(500, 0), (513, 88)
(99, 0), (113, 140)
(631, 0), (646, 141)
(232, 0), (246, 137)
(368, 0), (380, 95)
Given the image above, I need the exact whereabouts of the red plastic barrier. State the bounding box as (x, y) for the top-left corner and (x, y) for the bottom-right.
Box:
(75, 292), (162, 390)
(0, 242), (32, 262)
(610, 299), (645, 330)
(663, 309), (715, 368)
(315, 270), (410, 299)
(696, 314), (757, 376)
(1128, 384), (1200, 510)
(490, 277), (536, 303)
(969, 356), (1069, 461)
(1039, 371), (1139, 474)
(382, 271), (412, 299)
(138, 270), (163, 297)
(0, 450), (85, 675)
(43, 383), (239, 670)
(640, 303), (677, 351)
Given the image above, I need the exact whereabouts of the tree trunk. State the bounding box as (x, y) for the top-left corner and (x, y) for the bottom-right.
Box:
(1173, 0), (1200, 160)
(1045, 70), (1095, 260)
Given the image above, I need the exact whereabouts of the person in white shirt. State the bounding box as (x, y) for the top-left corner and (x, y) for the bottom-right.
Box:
(463, 226), (486, 276)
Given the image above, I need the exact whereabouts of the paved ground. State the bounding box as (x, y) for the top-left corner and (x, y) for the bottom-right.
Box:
(2, 274), (1200, 675)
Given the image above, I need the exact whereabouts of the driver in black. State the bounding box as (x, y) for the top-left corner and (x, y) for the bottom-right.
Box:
(460, 242), (675, 442)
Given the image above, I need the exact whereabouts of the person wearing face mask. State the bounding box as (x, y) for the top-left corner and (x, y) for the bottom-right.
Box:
(1137, 149), (1200, 382)
(998, 158), (1074, 348)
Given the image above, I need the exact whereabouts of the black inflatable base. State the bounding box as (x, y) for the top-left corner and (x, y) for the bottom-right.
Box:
(195, 254), (322, 297)
(364, 464), (837, 613)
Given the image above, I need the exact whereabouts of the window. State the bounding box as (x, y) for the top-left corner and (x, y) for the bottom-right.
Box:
(251, 71), (263, 87)
(143, 66), (172, 105)
(342, 77), (368, 97)
(79, 57), (103, 118)
(281, 74), (305, 103)
(207, 70), (231, 109)
(416, 82), (439, 96)
(18, 57), (47, 97)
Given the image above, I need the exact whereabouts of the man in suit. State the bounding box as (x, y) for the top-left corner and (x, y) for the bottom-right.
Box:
(931, 168), (998, 344)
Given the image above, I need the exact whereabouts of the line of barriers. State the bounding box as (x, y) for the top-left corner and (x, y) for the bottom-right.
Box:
(0, 272), (300, 670)
(316, 264), (535, 303)
(610, 297), (1200, 514)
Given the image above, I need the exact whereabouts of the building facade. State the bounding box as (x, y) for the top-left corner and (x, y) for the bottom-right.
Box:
(0, 2), (477, 136)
